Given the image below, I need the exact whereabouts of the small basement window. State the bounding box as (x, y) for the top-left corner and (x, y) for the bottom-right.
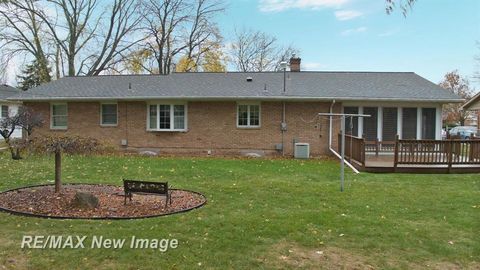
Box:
(51, 103), (68, 129)
(237, 104), (260, 128)
(148, 103), (187, 131)
(101, 103), (118, 126)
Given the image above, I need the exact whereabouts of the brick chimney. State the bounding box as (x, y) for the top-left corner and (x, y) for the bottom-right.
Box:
(289, 54), (301, 72)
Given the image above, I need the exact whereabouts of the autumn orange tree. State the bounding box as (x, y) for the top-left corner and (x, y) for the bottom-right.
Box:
(439, 70), (474, 126)
(32, 136), (101, 193)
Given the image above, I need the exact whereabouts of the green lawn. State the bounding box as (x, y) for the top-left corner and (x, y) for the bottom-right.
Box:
(0, 153), (478, 269)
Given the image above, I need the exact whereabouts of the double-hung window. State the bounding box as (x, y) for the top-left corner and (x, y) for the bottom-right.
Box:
(148, 103), (186, 131)
(237, 104), (260, 128)
(51, 103), (68, 129)
(101, 103), (118, 126)
(1, 105), (8, 118)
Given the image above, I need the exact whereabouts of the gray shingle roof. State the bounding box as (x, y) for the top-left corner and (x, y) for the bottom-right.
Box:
(0, 84), (20, 101)
(8, 72), (463, 102)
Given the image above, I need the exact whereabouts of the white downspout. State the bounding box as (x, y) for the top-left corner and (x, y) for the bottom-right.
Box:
(329, 100), (335, 147)
(328, 100), (360, 174)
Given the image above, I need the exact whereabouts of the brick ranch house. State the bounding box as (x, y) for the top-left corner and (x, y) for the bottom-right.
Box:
(9, 58), (462, 157)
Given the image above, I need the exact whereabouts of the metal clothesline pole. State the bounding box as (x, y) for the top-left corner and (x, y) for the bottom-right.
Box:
(340, 116), (345, 192)
(318, 112), (371, 192)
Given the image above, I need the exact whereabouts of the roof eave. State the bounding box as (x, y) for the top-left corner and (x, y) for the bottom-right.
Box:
(8, 96), (465, 103)
(461, 92), (480, 110)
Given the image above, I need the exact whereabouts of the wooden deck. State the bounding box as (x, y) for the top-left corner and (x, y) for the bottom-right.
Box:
(339, 134), (480, 174)
(358, 154), (480, 173)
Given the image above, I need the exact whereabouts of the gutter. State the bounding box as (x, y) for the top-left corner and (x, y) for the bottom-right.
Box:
(0, 99), (22, 104)
(7, 95), (466, 103)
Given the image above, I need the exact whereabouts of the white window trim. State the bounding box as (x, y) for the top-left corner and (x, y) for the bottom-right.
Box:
(146, 102), (188, 132)
(236, 103), (261, 128)
(100, 102), (118, 127)
(50, 103), (68, 130)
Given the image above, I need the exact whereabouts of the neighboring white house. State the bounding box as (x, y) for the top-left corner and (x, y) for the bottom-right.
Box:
(0, 84), (22, 139)
(462, 91), (480, 129)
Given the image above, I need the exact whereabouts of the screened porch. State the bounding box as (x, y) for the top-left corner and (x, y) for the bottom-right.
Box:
(342, 104), (442, 154)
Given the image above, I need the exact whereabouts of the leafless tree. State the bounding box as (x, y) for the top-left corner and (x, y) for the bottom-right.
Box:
(386, 0), (416, 16)
(16, 106), (44, 137)
(0, 0), (143, 79)
(183, 0), (223, 72)
(0, 113), (22, 159)
(0, 106), (44, 160)
(32, 135), (101, 193)
(134, 0), (224, 74)
(230, 28), (299, 72)
(0, 1), (52, 82)
(439, 70), (475, 126)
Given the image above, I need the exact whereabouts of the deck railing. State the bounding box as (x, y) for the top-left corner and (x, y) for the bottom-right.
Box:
(338, 133), (365, 168)
(365, 138), (396, 155)
(394, 137), (480, 172)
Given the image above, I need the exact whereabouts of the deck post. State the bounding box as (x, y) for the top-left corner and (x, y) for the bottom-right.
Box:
(375, 138), (379, 156)
(393, 135), (399, 172)
(469, 135), (474, 161)
(447, 140), (453, 173)
(361, 137), (366, 169)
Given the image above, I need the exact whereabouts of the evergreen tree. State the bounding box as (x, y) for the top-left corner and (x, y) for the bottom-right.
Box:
(17, 60), (50, 91)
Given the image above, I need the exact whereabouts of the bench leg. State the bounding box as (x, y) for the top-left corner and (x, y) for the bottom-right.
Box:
(165, 193), (172, 208)
(124, 193), (132, 205)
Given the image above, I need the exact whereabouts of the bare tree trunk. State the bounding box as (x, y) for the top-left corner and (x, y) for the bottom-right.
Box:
(5, 138), (21, 160)
(6, 138), (15, 159)
(55, 44), (61, 79)
(55, 151), (62, 193)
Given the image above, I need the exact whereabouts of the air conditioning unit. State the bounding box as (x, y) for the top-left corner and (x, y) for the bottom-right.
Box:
(294, 143), (310, 159)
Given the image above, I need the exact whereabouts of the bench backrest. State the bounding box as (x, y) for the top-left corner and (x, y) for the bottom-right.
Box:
(123, 179), (168, 195)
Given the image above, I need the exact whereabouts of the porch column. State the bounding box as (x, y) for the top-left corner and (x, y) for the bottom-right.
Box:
(377, 107), (383, 141)
(416, 107), (422, 139)
(358, 106), (364, 138)
(435, 104), (442, 140)
(397, 107), (403, 139)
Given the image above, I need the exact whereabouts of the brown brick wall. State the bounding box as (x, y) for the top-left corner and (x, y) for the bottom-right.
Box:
(26, 101), (342, 157)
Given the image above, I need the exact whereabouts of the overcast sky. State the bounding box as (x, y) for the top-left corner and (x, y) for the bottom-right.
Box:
(218, 0), (480, 89)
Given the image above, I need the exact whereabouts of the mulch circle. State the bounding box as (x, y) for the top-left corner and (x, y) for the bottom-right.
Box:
(0, 184), (206, 220)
